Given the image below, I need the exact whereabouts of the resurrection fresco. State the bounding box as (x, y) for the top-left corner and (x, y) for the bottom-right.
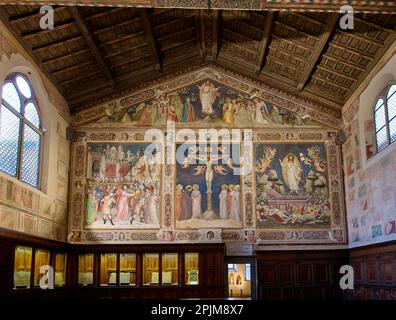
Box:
(255, 143), (331, 229)
(85, 143), (161, 229)
(175, 143), (242, 229)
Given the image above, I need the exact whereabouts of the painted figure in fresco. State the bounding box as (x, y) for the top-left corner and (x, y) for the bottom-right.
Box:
(191, 184), (202, 218)
(167, 100), (178, 122)
(175, 184), (184, 221)
(198, 80), (219, 116)
(181, 185), (193, 221)
(144, 186), (159, 226)
(182, 97), (195, 122)
(230, 185), (240, 221)
(253, 98), (270, 124)
(279, 154), (302, 194)
(205, 164), (214, 193)
(219, 184), (229, 220)
(222, 98), (236, 124)
(115, 185), (134, 221)
(98, 187), (115, 225)
(86, 189), (97, 226)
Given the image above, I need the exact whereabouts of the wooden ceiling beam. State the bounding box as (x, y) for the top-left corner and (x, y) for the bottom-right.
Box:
(92, 17), (141, 35)
(69, 6), (118, 89)
(104, 43), (147, 59)
(0, 7), (65, 96)
(84, 7), (125, 21)
(346, 31), (384, 47)
(354, 16), (394, 33)
(8, 6), (64, 23)
(21, 19), (75, 38)
(51, 60), (95, 76)
(322, 53), (366, 72)
(59, 71), (102, 86)
(316, 65), (359, 82)
(294, 12), (325, 26)
(274, 20), (320, 42)
(195, 9), (219, 61)
(139, 9), (162, 73)
(42, 48), (90, 64)
(99, 31), (145, 48)
(330, 42), (375, 60)
(268, 45), (307, 64)
(32, 34), (83, 52)
(297, 13), (339, 92)
(311, 74), (351, 90)
(255, 11), (274, 76)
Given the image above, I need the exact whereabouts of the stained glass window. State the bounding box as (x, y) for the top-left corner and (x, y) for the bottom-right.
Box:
(0, 74), (42, 188)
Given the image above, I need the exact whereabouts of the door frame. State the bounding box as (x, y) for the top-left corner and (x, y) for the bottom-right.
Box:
(224, 256), (257, 300)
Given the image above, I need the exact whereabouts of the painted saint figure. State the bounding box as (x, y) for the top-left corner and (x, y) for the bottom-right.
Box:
(230, 185), (240, 221)
(181, 185), (193, 220)
(219, 184), (229, 220)
(191, 184), (202, 218)
(198, 80), (219, 115)
(98, 187), (115, 225)
(182, 97), (195, 122)
(115, 185), (134, 221)
(279, 154), (302, 194)
(175, 184), (184, 221)
(86, 189), (97, 226)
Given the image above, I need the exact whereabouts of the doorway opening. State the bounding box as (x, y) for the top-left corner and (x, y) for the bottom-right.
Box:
(227, 263), (252, 299)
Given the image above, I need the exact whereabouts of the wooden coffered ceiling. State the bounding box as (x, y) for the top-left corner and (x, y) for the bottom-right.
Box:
(0, 5), (395, 116)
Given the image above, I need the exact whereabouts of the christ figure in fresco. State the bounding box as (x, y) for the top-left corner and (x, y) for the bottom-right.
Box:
(198, 80), (219, 115)
(279, 154), (302, 194)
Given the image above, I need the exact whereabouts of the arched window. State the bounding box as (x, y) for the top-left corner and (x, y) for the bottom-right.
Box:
(0, 74), (43, 188)
(374, 84), (396, 154)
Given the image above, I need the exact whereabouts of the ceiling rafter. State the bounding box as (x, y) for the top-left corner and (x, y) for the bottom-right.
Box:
(255, 11), (274, 76)
(322, 53), (366, 72)
(139, 9), (162, 73)
(92, 16), (141, 35)
(69, 6), (118, 89)
(8, 6), (65, 23)
(297, 13), (339, 92)
(32, 34), (83, 52)
(20, 19), (75, 38)
(42, 48), (90, 64)
(316, 65), (359, 82)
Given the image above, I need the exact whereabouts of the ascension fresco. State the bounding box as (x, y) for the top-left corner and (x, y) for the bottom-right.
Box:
(85, 143), (161, 229)
(175, 143), (242, 229)
(255, 143), (331, 229)
(96, 79), (313, 127)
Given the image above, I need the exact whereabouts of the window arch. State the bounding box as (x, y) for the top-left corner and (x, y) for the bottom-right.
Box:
(0, 73), (43, 188)
(374, 83), (396, 154)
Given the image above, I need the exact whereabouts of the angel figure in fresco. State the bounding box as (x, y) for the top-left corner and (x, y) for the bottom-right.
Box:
(279, 154), (302, 194)
(198, 80), (220, 116)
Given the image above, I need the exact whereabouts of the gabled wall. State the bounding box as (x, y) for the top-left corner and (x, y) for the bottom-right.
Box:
(0, 26), (70, 241)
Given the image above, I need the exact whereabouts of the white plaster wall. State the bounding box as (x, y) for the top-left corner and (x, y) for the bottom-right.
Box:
(345, 52), (396, 248)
